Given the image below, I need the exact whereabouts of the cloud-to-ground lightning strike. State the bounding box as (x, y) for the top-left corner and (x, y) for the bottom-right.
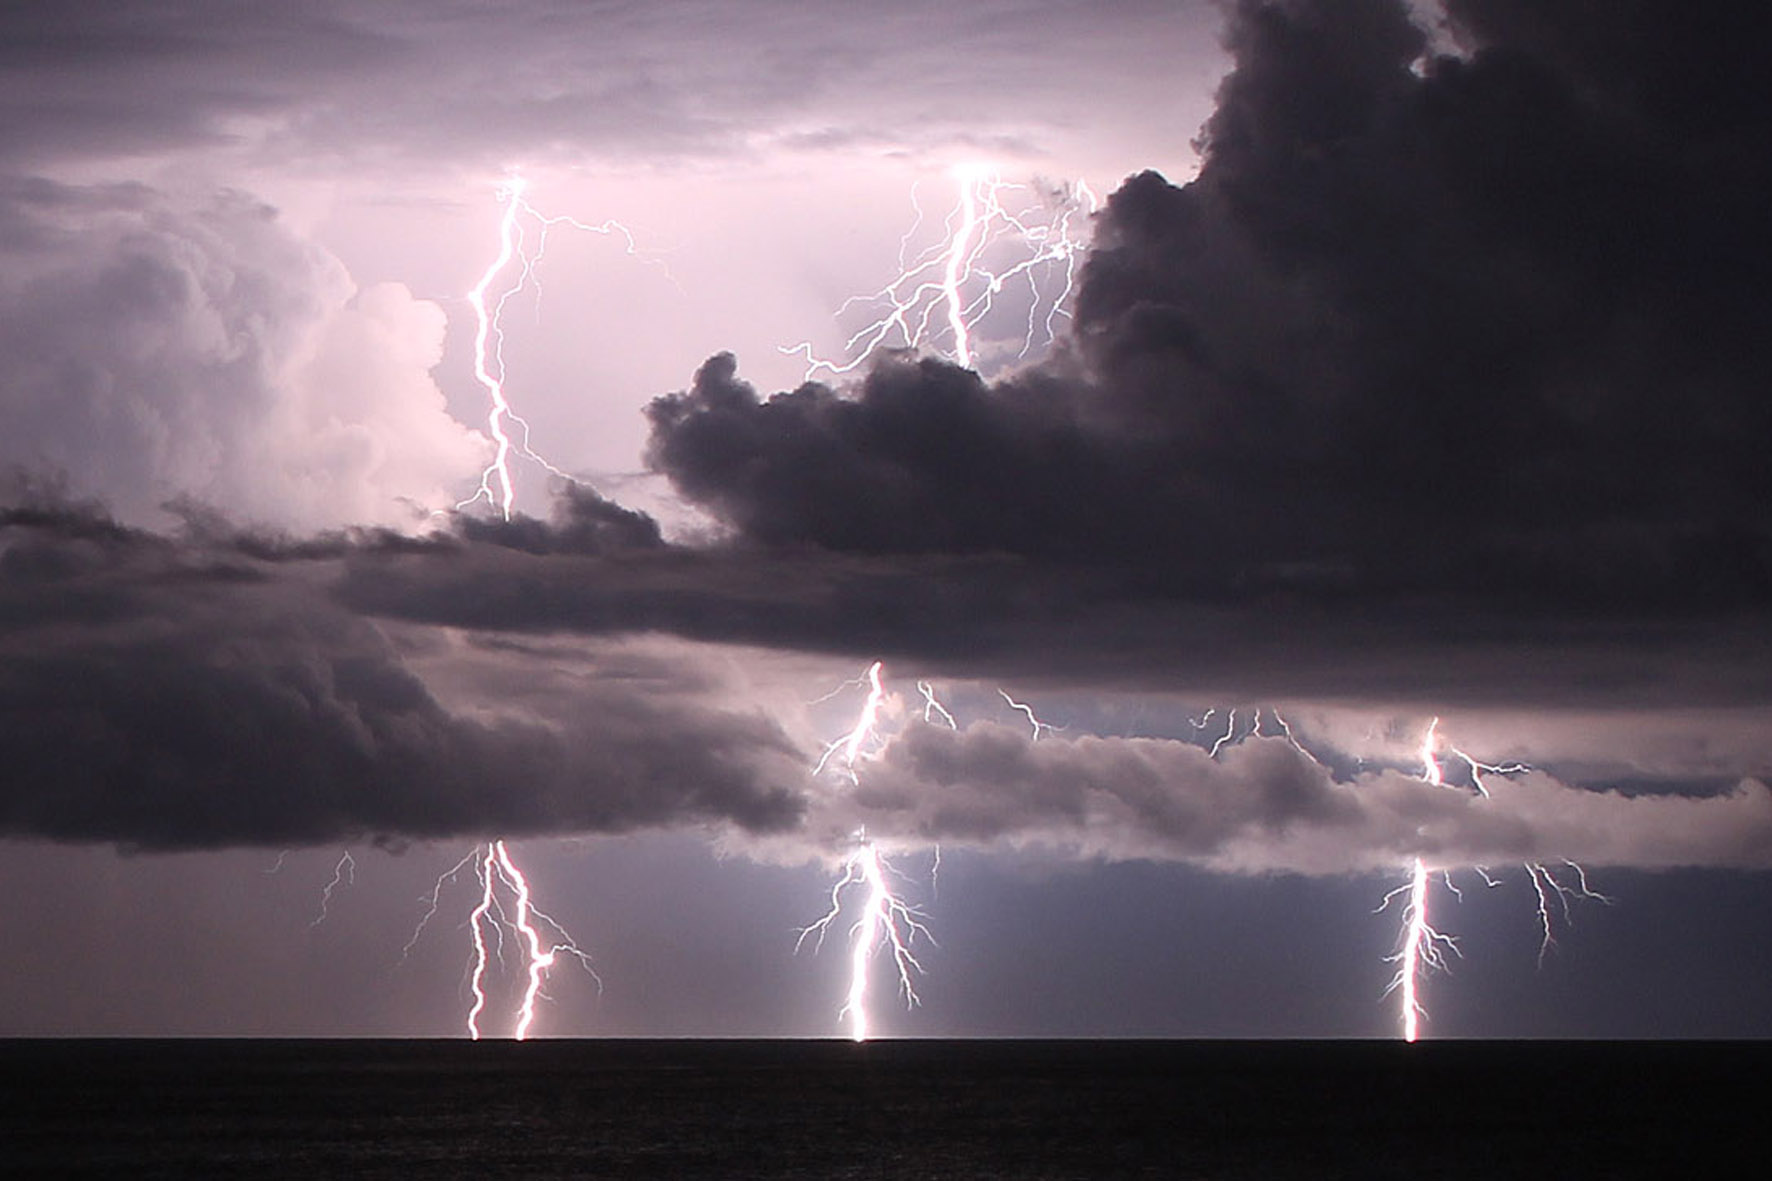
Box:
(458, 176), (648, 519)
(797, 833), (930, 1043)
(800, 660), (934, 1040)
(1377, 717), (1469, 1041)
(783, 166), (1097, 379)
(1383, 716), (1610, 1037)
(404, 839), (597, 1039)
(1379, 858), (1458, 1044)
(1189, 707), (1607, 1038)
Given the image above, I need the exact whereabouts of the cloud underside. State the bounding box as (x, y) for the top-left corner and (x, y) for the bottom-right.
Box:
(3, 500), (1769, 872)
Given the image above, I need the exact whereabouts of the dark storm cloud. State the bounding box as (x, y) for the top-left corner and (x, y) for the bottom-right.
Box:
(321, 0), (1769, 708)
(0, 499), (803, 850)
(8, 491), (1769, 869)
(645, 0), (1772, 616)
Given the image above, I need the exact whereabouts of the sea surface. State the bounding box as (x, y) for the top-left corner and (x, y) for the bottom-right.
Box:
(0, 1038), (1758, 1178)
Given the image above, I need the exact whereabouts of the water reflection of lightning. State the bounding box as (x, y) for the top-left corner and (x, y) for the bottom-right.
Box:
(459, 176), (647, 519)
(404, 839), (598, 1040)
(783, 166), (1097, 379)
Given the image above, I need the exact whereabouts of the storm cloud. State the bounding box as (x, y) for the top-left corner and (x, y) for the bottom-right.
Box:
(0, 498), (803, 850)
(3, 0), (1768, 879)
(646, 0), (1772, 613)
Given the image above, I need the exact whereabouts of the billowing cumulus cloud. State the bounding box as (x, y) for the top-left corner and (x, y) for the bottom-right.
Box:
(645, 0), (1772, 614)
(0, 178), (488, 530)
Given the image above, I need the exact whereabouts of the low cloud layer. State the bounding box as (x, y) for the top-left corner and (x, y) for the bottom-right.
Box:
(5, 495), (1769, 874)
(0, 500), (803, 850)
(804, 718), (1772, 874)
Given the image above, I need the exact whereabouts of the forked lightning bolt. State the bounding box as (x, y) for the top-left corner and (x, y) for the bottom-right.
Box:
(459, 176), (649, 519)
(1379, 857), (1458, 1043)
(783, 166), (1097, 379)
(801, 660), (934, 1040)
(797, 834), (930, 1043)
(1191, 707), (1607, 1038)
(405, 839), (598, 1039)
(813, 660), (887, 783)
(1385, 716), (1609, 1038)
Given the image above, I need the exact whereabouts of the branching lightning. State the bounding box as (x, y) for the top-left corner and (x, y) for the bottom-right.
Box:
(813, 659), (887, 783)
(1378, 857), (1459, 1043)
(1187, 706), (1608, 1039)
(404, 839), (598, 1039)
(796, 833), (930, 1043)
(783, 166), (1097, 379)
(1383, 716), (1609, 1038)
(801, 660), (935, 1040)
(917, 680), (958, 729)
(458, 176), (651, 519)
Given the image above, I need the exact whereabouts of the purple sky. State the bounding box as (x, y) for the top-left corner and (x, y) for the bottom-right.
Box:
(2, 0), (1769, 1038)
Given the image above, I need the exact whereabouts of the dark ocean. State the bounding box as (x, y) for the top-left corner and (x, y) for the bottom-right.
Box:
(0, 1039), (1757, 1178)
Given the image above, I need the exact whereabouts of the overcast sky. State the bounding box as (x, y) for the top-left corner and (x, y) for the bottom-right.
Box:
(2, 0), (1769, 1039)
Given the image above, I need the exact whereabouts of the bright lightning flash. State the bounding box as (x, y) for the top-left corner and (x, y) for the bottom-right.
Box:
(784, 166), (1097, 379)
(797, 834), (930, 1042)
(459, 176), (647, 519)
(1379, 857), (1457, 1043)
(406, 839), (597, 1039)
(1383, 716), (1609, 1038)
(801, 660), (937, 1040)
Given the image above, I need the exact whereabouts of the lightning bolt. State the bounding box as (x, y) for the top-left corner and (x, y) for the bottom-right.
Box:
(458, 176), (651, 520)
(1379, 857), (1458, 1043)
(1386, 716), (1609, 1037)
(812, 659), (887, 782)
(405, 840), (598, 1039)
(801, 660), (933, 1040)
(1418, 715), (1444, 786)
(917, 680), (958, 729)
(783, 166), (1097, 379)
(1523, 859), (1614, 967)
(309, 850), (356, 927)
(1377, 717), (1464, 1041)
(797, 833), (930, 1043)
(998, 688), (1056, 741)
